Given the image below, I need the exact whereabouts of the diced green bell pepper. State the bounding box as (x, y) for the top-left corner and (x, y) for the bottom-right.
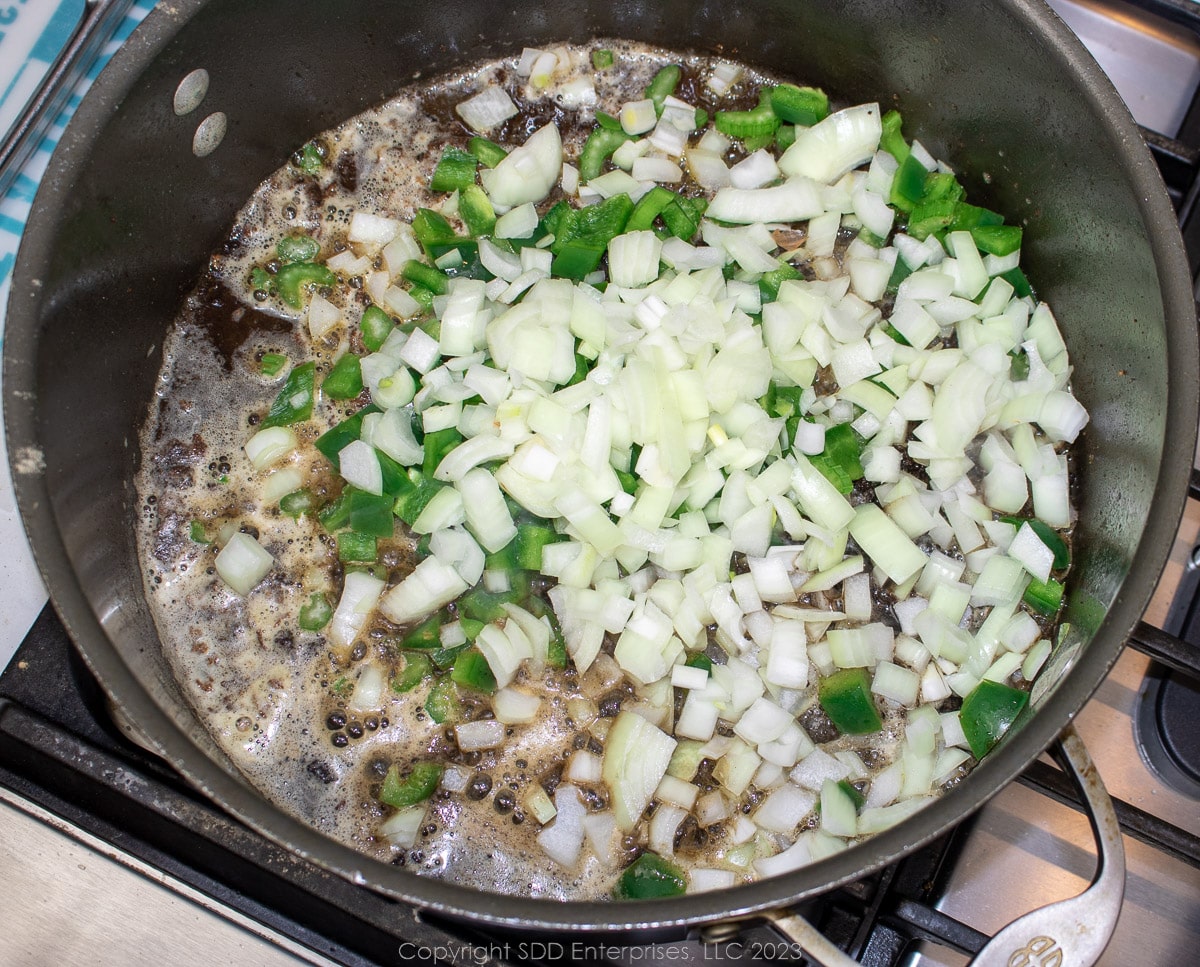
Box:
(392, 652), (435, 693)
(467, 136), (507, 168)
(819, 667), (883, 734)
(769, 84), (829, 126)
(645, 65), (682, 114)
(960, 680), (1029, 758)
(261, 361), (316, 428)
(424, 678), (463, 724)
(430, 146), (479, 193)
(613, 852), (688, 899)
(359, 305), (395, 352)
(1024, 577), (1065, 615)
(380, 761), (443, 808)
(314, 406), (379, 467)
(322, 354), (364, 400)
(336, 530), (377, 563)
(451, 647), (497, 693)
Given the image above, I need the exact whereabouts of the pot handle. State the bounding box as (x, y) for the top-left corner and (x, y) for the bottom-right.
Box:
(713, 725), (1126, 967)
(0, 0), (136, 199)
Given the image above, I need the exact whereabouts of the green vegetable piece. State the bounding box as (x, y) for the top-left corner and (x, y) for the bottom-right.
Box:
(291, 141), (324, 176)
(275, 262), (337, 309)
(889, 153), (929, 213)
(422, 427), (465, 479)
(759, 262), (801, 301)
(715, 92), (781, 140)
(559, 194), (636, 249)
(360, 305), (395, 352)
(458, 587), (525, 622)
(879, 109), (909, 163)
(249, 266), (276, 295)
(645, 65), (682, 114)
(1009, 350), (1031, 382)
(552, 241), (606, 281)
(380, 762), (443, 809)
(819, 667), (884, 734)
(459, 184), (497, 238)
(336, 530), (377, 563)
(402, 613), (444, 650)
(1000, 266), (1034, 299)
(392, 652), (435, 693)
(769, 84), (829, 126)
(627, 186), (677, 233)
(999, 517), (1070, 570)
(951, 202), (1005, 233)
(412, 208), (458, 250)
(261, 361), (316, 429)
(276, 234), (320, 264)
(906, 195), (958, 241)
(684, 653), (713, 674)
(578, 126), (632, 182)
(279, 488), (317, 518)
(314, 405), (379, 468)
(661, 196), (706, 241)
(775, 124), (797, 152)
(430, 146), (479, 193)
(401, 259), (450, 296)
(317, 491), (352, 532)
(260, 352), (288, 377)
(298, 592), (333, 631)
(922, 171), (965, 205)
(613, 852), (688, 899)
(807, 423), (865, 494)
(838, 779), (866, 810)
(467, 136), (508, 168)
(346, 490), (395, 538)
(694, 107), (709, 129)
(960, 680), (1029, 758)
(515, 522), (562, 571)
(322, 354), (364, 400)
(592, 48), (615, 70)
(1024, 576), (1065, 615)
(884, 321), (912, 346)
(424, 679), (463, 724)
(188, 521), (211, 545)
(392, 476), (446, 527)
(451, 647), (497, 693)
(593, 110), (622, 132)
(971, 223), (1023, 257)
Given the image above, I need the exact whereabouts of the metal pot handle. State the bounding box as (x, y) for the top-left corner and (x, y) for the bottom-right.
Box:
(743, 725), (1126, 966)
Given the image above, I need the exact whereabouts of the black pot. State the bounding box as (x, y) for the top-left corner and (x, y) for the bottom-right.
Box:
(4, 0), (1196, 934)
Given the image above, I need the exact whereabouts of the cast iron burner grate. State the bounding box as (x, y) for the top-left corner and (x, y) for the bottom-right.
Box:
(5, 2), (1200, 963)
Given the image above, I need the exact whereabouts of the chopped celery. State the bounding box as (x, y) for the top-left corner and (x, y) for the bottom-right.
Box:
(275, 263), (336, 309)
(644, 65), (682, 113)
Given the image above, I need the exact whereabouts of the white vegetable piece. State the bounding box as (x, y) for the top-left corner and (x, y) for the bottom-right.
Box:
(215, 532), (274, 596)
(244, 426), (296, 471)
(602, 710), (677, 832)
(378, 557), (469, 625)
(481, 123), (563, 207)
(779, 103), (883, 184)
(455, 85), (518, 132)
(328, 570), (386, 649)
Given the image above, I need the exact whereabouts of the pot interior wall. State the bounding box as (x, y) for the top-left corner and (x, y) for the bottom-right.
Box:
(8, 0), (1191, 921)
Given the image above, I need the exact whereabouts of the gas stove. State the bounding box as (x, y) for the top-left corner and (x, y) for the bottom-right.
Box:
(2, 1), (1200, 965)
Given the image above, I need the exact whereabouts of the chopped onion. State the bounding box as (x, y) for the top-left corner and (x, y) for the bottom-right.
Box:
(215, 533), (274, 596)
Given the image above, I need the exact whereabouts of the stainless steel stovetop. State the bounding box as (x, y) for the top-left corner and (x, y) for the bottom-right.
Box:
(2, 1), (1200, 965)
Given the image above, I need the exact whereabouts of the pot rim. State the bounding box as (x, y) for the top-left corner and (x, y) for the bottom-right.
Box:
(5, 0), (1197, 931)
